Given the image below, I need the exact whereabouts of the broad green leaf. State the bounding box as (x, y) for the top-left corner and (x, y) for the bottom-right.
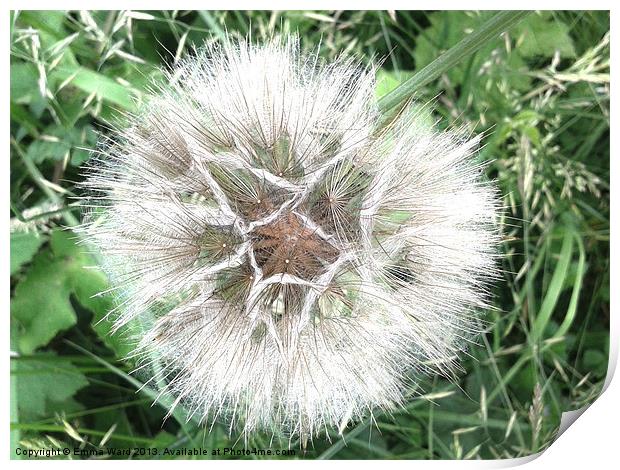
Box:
(10, 231), (45, 275)
(11, 248), (79, 354)
(11, 230), (113, 354)
(10, 63), (40, 103)
(514, 12), (576, 59)
(16, 10), (68, 43)
(52, 66), (138, 111)
(52, 232), (137, 359)
(13, 354), (88, 420)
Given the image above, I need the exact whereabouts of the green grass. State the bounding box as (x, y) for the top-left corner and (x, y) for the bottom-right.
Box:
(10, 10), (609, 460)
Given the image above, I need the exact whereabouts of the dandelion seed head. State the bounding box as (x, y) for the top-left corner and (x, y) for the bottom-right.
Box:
(80, 36), (501, 442)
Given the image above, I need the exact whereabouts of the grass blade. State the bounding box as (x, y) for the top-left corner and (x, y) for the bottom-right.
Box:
(554, 233), (586, 339)
(531, 230), (575, 342)
(64, 340), (196, 428)
(52, 66), (139, 111)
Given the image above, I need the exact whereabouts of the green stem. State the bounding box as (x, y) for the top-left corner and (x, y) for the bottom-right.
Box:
(377, 11), (530, 114)
(10, 423), (157, 445)
(11, 138), (79, 227)
(64, 340), (199, 439)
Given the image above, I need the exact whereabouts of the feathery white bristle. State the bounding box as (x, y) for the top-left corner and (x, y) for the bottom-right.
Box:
(79, 35), (501, 442)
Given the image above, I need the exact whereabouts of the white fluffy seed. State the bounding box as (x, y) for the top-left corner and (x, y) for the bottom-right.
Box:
(79, 35), (501, 442)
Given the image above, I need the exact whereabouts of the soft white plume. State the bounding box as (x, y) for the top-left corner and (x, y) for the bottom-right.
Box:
(80, 36), (501, 442)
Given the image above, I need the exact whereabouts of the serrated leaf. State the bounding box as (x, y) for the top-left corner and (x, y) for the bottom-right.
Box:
(13, 354), (88, 420)
(10, 230), (45, 275)
(11, 248), (79, 354)
(11, 230), (113, 354)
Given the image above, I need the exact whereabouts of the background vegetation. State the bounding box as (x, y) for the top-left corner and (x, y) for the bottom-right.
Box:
(10, 10), (610, 460)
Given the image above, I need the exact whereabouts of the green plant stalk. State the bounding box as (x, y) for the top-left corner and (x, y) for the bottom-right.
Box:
(11, 138), (79, 227)
(10, 347), (20, 459)
(377, 10), (530, 114)
(64, 340), (199, 440)
(9, 423), (158, 445)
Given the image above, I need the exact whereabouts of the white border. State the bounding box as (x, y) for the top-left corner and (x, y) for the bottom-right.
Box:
(3, 3), (616, 468)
